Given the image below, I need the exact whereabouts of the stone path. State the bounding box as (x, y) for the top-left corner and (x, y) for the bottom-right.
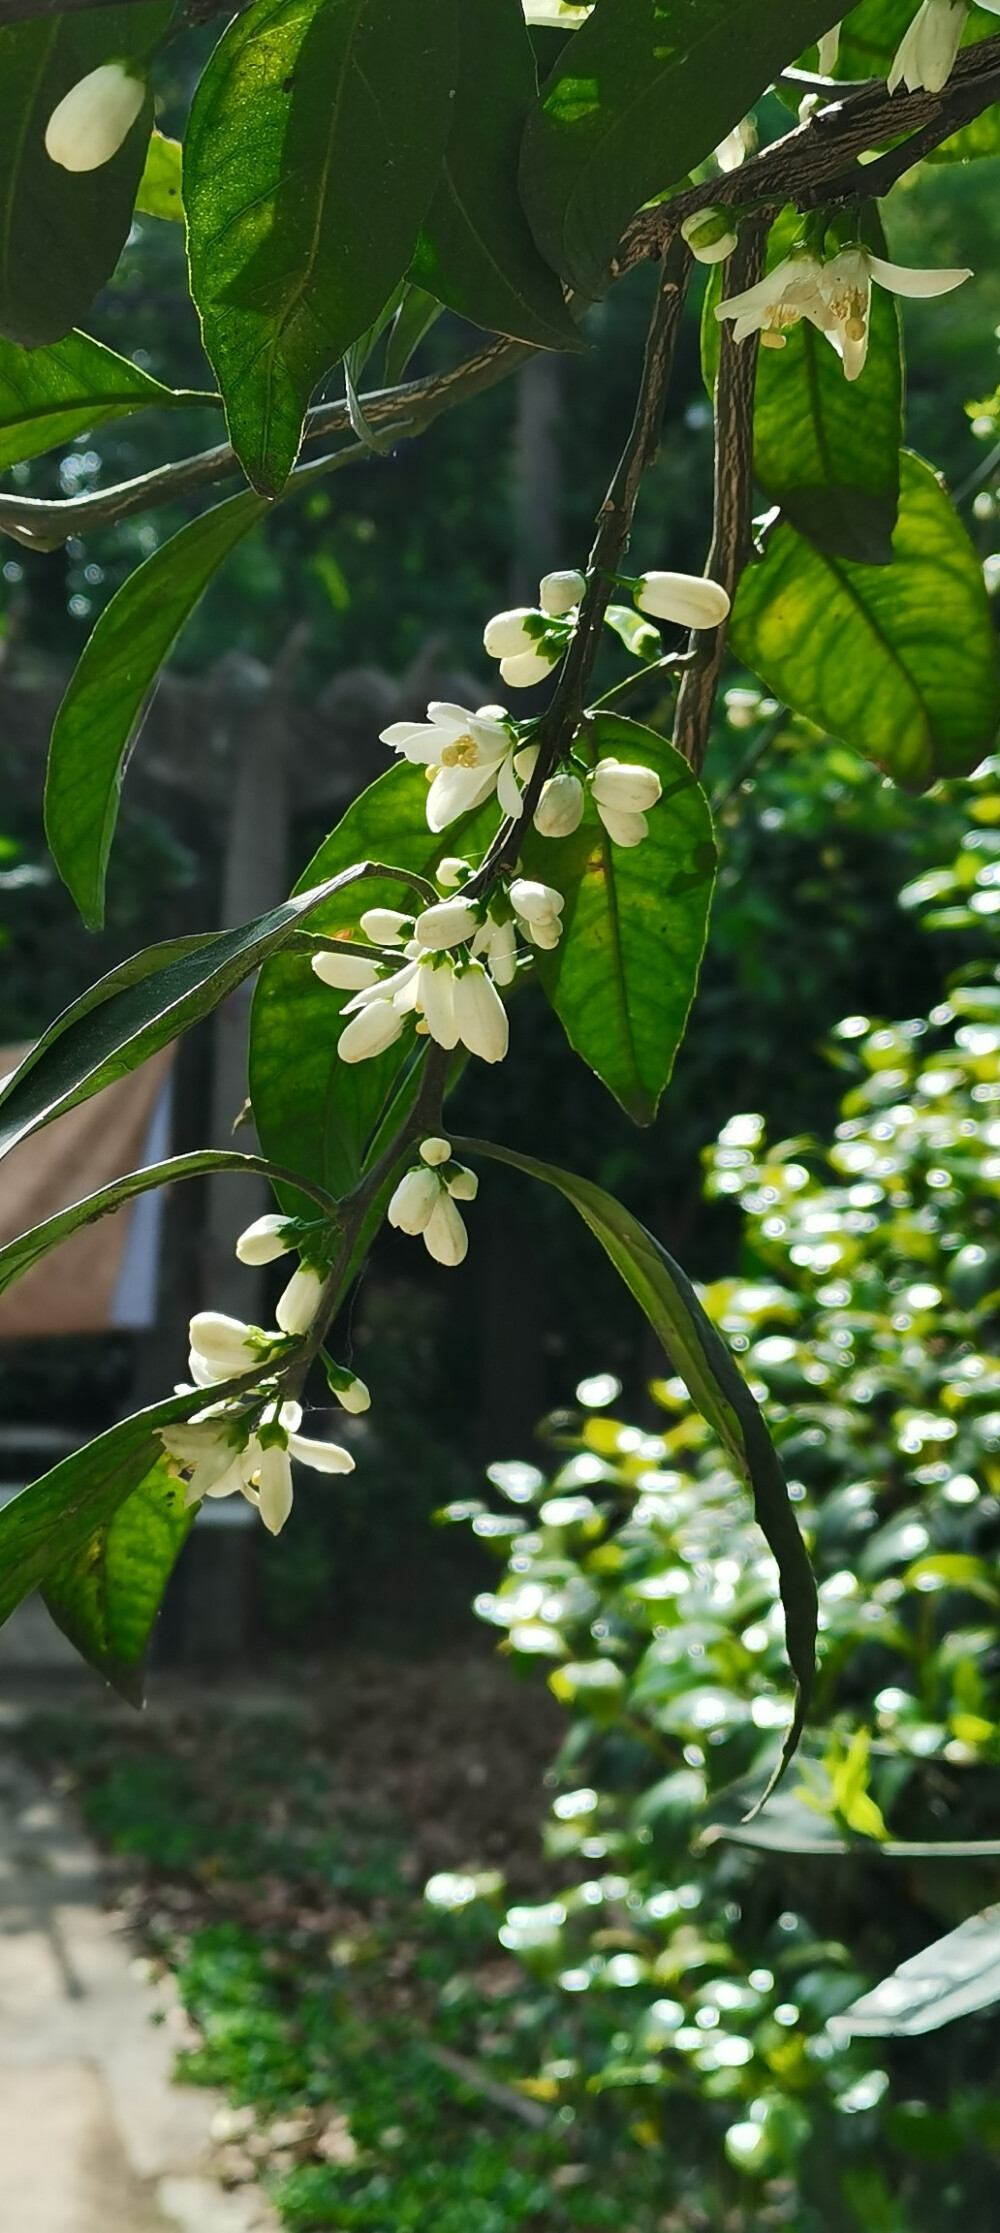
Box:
(0, 1722), (279, 2233)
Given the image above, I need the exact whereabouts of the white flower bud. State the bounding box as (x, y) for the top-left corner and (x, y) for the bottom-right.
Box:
(235, 1214), (292, 1266)
(453, 964), (509, 1064)
(359, 907), (412, 945)
(483, 607), (540, 657)
(634, 571), (731, 630)
(276, 1264), (325, 1336)
(188, 1312), (259, 1373)
(286, 1430), (355, 1473)
(509, 877), (564, 926)
(419, 1137), (453, 1166)
(424, 1190), (469, 1267)
(436, 857), (469, 890)
(534, 772), (584, 838)
(414, 898), (480, 949)
(590, 759), (663, 814)
(338, 1000), (406, 1064)
(45, 62), (145, 173)
(596, 803), (648, 848)
(521, 915), (562, 949)
(445, 1165), (479, 1203)
(311, 949), (380, 991)
(680, 208), (738, 265)
(388, 1165), (441, 1234)
(539, 569), (585, 617)
(332, 1374), (371, 1415)
(255, 1443), (294, 1535)
(499, 647), (559, 689)
(416, 957), (461, 1048)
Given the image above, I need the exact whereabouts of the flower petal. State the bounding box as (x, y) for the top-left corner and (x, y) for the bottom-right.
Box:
(868, 254), (971, 299)
(426, 762), (498, 831)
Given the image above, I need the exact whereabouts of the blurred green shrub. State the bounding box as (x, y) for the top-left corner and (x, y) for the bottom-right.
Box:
(442, 962), (1000, 2229)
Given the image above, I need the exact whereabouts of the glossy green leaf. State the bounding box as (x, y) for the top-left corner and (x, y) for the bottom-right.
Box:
(0, 3), (168, 346)
(184, 0), (458, 496)
(834, 1906), (1000, 2038)
(41, 1464), (194, 1703)
(135, 129), (183, 221)
(702, 208), (902, 564)
(0, 869), (374, 1165)
(0, 327), (209, 474)
(0, 1392), (208, 1630)
(0, 1148), (337, 1301)
(731, 452), (1000, 791)
(412, 0), (579, 349)
(46, 490), (267, 927)
(519, 0), (846, 298)
(521, 717), (715, 1123)
(465, 1138), (818, 1785)
(251, 761), (498, 1213)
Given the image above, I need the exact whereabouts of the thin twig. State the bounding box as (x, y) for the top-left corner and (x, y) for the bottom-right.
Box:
(673, 216), (767, 777)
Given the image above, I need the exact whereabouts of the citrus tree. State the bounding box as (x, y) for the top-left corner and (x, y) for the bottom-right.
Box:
(0, 0), (999, 1755)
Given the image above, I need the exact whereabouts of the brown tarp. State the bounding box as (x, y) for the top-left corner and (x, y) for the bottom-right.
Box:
(0, 1046), (173, 1336)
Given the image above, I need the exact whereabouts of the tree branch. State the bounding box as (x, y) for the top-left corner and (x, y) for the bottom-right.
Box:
(673, 216), (766, 777)
(0, 0), (247, 19)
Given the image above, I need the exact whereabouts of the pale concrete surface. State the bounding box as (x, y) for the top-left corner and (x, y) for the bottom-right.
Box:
(0, 1736), (279, 2233)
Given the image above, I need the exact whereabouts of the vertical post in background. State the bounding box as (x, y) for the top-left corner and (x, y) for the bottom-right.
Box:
(509, 355), (562, 604)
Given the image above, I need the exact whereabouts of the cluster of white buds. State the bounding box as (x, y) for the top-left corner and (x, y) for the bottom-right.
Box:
(312, 869), (566, 1070)
(45, 62), (145, 172)
(387, 1137), (478, 1267)
(482, 570), (586, 689)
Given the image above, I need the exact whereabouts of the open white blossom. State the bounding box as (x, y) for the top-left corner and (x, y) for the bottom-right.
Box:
(45, 62), (144, 172)
(817, 245), (971, 381)
(380, 701), (519, 830)
(160, 1400), (354, 1536)
(714, 251), (827, 346)
(888, 0), (976, 94)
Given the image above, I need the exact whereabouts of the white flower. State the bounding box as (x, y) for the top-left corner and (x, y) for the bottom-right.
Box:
(534, 772), (585, 838)
(235, 1214), (292, 1266)
(817, 244), (971, 381)
(161, 1403), (354, 1536)
(888, 0), (968, 93)
(276, 1264), (324, 1336)
(715, 117), (756, 172)
(45, 62), (145, 172)
(324, 1360), (371, 1413)
(188, 1311), (262, 1387)
(311, 948), (380, 991)
(509, 878), (565, 950)
(419, 1136), (452, 1166)
(681, 208), (738, 265)
(380, 701), (518, 830)
(414, 897), (481, 949)
(539, 569), (585, 616)
(337, 998), (407, 1064)
(424, 1189), (469, 1266)
(159, 1421), (243, 1503)
(817, 22), (841, 74)
(359, 907), (411, 945)
(484, 608), (544, 657)
(389, 1165), (443, 1233)
(254, 1443), (294, 1535)
(470, 915), (518, 986)
(285, 1429), (355, 1472)
(436, 856), (469, 890)
(499, 646), (560, 690)
(415, 956), (460, 1049)
(590, 759), (663, 815)
(634, 570), (732, 630)
(453, 962), (510, 1063)
(445, 1164), (479, 1203)
(715, 251), (827, 346)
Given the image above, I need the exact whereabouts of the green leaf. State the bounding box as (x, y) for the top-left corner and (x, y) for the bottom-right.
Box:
(521, 716), (715, 1123)
(703, 208), (903, 564)
(834, 1906), (1000, 2039)
(519, 0), (847, 298)
(411, 0), (579, 349)
(0, 327), (209, 474)
(0, 869), (377, 1164)
(463, 1138), (818, 1788)
(250, 760), (498, 1211)
(0, 1147), (338, 1301)
(135, 129), (183, 221)
(0, 3), (169, 346)
(184, 0), (458, 496)
(41, 1464), (193, 1703)
(45, 490), (267, 927)
(384, 284), (443, 385)
(731, 452), (1000, 791)
(0, 1391), (207, 1631)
